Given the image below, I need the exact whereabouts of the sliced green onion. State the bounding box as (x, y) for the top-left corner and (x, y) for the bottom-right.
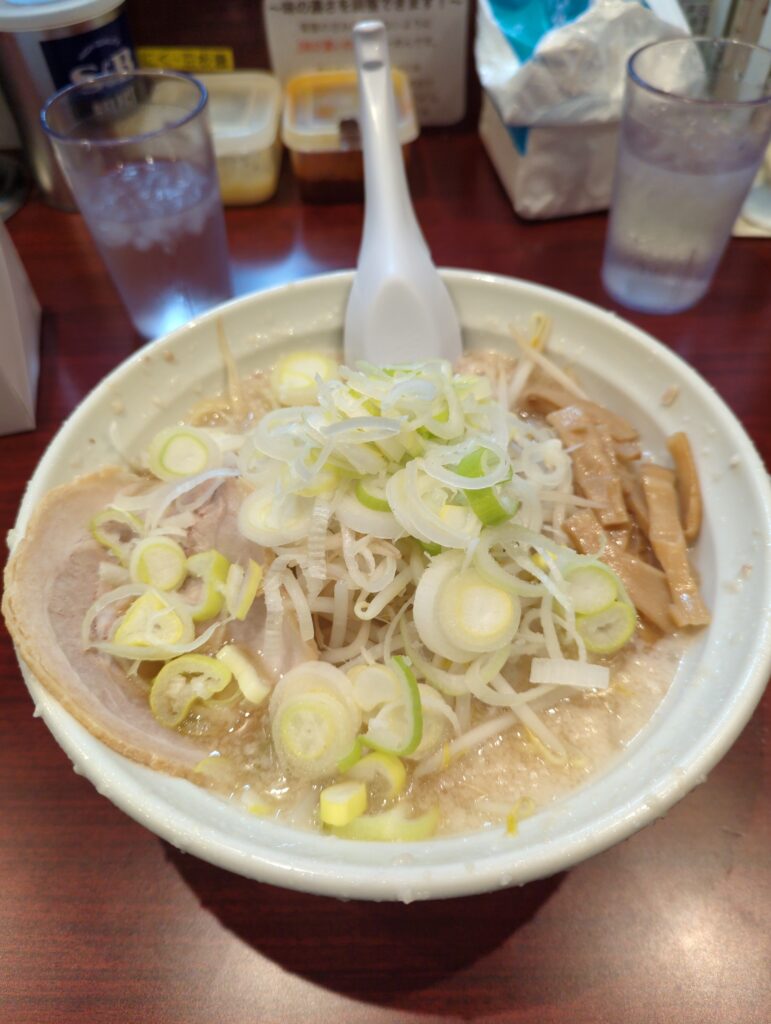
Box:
(215, 644), (271, 705)
(150, 653), (232, 727)
(347, 663), (400, 712)
(439, 569), (519, 654)
(328, 803), (440, 842)
(576, 601), (636, 655)
(564, 563), (619, 615)
(415, 552), (521, 659)
(186, 549), (230, 622)
(319, 780), (368, 827)
(147, 426), (218, 481)
(455, 448), (492, 478)
(297, 466), (340, 498)
(337, 737), (365, 774)
(224, 559), (263, 620)
(363, 656), (422, 757)
(347, 751), (407, 799)
(464, 486), (520, 526)
(410, 684), (460, 759)
(90, 507), (144, 565)
(129, 536), (187, 591)
(418, 540), (442, 556)
(355, 476), (391, 512)
(270, 661), (361, 728)
(194, 753), (235, 784)
(202, 678), (241, 708)
(269, 661), (361, 779)
(238, 490), (313, 547)
(271, 351), (338, 406)
(456, 448), (519, 526)
(113, 590), (193, 648)
(272, 692), (358, 780)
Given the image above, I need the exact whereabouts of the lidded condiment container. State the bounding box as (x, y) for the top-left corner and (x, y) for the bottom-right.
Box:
(199, 71), (283, 206)
(0, 0), (136, 209)
(282, 68), (418, 202)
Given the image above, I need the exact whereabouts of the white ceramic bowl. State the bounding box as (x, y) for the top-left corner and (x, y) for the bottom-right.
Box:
(11, 271), (771, 901)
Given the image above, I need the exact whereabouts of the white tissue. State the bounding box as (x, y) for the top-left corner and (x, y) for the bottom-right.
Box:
(476, 0), (688, 219)
(0, 220), (40, 435)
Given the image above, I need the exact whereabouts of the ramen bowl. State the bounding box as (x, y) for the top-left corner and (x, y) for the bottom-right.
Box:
(10, 271), (771, 901)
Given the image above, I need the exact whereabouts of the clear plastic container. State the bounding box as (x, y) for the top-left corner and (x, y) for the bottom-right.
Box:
(199, 71), (282, 206)
(282, 68), (419, 202)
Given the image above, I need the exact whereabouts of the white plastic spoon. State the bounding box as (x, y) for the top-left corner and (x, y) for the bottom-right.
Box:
(343, 20), (462, 366)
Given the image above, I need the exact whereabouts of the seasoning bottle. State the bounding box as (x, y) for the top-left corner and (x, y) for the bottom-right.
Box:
(0, 0), (136, 209)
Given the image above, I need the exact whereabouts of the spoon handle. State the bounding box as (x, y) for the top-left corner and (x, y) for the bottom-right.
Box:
(353, 21), (425, 260)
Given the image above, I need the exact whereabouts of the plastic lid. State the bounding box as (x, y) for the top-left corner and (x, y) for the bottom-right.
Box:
(199, 71), (281, 158)
(0, 0), (124, 32)
(282, 68), (418, 154)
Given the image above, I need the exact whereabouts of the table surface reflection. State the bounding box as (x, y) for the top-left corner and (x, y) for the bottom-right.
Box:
(1, 129), (769, 1024)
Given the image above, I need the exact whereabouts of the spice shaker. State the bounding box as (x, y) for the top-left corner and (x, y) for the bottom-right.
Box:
(0, 0), (136, 209)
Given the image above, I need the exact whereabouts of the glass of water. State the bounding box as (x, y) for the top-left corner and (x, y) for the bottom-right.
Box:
(601, 37), (771, 314)
(42, 70), (232, 339)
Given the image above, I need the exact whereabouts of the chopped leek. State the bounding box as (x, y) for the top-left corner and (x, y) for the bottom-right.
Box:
(464, 486), (520, 526)
(129, 536), (187, 591)
(90, 507), (144, 565)
(150, 654), (232, 727)
(113, 591), (192, 648)
(272, 692), (358, 780)
(194, 753), (234, 784)
(328, 803), (440, 841)
(347, 662), (400, 712)
(271, 351), (338, 406)
(576, 601), (636, 655)
(271, 661), (361, 727)
(337, 737), (365, 773)
(202, 678), (241, 708)
(414, 551), (520, 661)
(410, 684), (460, 759)
(355, 476), (391, 512)
(456, 448), (519, 526)
(418, 540), (442, 556)
(239, 490), (313, 547)
(363, 656), (422, 757)
(297, 466), (340, 498)
(186, 549), (230, 622)
(319, 780), (368, 827)
(215, 644), (271, 704)
(269, 661), (362, 779)
(147, 426), (218, 481)
(438, 568), (519, 654)
(565, 563), (619, 615)
(224, 559), (263, 620)
(347, 751), (407, 799)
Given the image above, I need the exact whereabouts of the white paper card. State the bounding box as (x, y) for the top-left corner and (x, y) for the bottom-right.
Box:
(263, 0), (470, 126)
(0, 220), (40, 436)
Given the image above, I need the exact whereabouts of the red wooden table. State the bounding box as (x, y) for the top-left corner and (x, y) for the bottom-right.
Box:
(2, 129), (769, 1024)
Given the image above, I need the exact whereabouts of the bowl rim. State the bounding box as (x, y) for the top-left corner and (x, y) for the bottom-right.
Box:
(11, 268), (771, 901)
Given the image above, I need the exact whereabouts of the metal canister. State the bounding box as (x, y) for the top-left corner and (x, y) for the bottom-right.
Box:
(0, 0), (135, 209)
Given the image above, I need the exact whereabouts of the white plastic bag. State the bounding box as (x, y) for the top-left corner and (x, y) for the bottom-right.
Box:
(476, 0), (688, 218)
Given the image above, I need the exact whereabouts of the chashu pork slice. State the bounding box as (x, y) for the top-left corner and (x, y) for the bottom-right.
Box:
(2, 466), (315, 784)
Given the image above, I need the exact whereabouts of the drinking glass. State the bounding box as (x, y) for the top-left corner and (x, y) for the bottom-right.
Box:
(42, 69), (232, 339)
(601, 37), (771, 314)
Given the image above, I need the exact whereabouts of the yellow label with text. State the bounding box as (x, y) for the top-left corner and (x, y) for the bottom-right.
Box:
(137, 47), (235, 73)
